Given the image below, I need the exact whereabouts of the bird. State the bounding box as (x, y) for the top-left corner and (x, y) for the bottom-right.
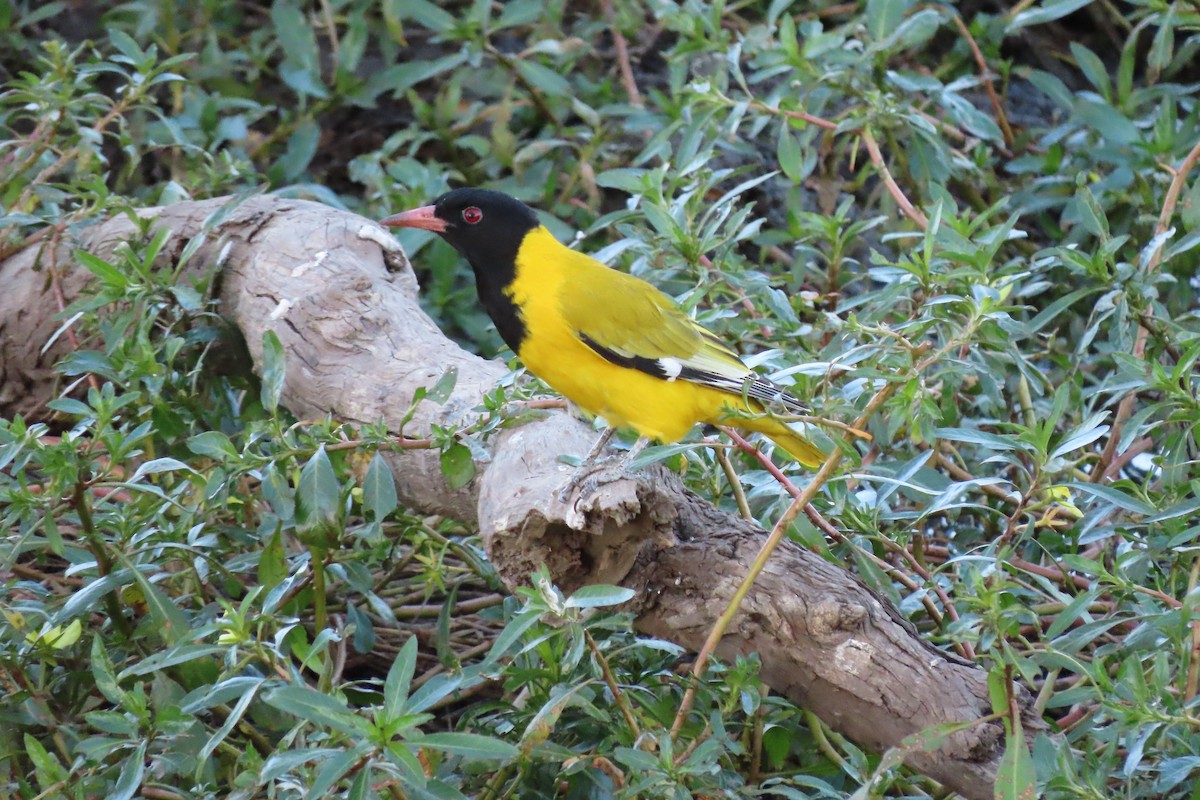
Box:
(381, 187), (830, 478)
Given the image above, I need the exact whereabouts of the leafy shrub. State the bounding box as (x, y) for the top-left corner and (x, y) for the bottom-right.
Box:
(2, 0), (1200, 798)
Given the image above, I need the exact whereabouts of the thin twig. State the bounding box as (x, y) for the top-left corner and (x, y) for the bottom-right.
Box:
(724, 421), (955, 632)
(1187, 554), (1200, 699)
(861, 127), (929, 228)
(1094, 137), (1200, 480)
(1009, 556), (1090, 590)
(745, 99), (837, 131)
(600, 0), (643, 107)
(716, 446), (753, 520)
(585, 630), (641, 737)
(950, 13), (1013, 149)
(41, 228), (100, 394)
(671, 380), (896, 737)
(672, 720), (712, 766)
(932, 450), (1019, 503)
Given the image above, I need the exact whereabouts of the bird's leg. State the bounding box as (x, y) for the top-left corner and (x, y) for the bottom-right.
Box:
(558, 433), (652, 501)
(578, 426), (618, 470)
(618, 435), (650, 471)
(557, 427), (618, 500)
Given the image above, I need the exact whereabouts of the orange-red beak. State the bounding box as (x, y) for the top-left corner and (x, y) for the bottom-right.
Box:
(379, 205), (447, 233)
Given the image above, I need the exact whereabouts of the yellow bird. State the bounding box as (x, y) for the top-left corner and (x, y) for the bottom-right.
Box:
(381, 188), (827, 470)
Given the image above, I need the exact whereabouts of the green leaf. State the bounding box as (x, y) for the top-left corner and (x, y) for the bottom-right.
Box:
(390, 0), (455, 32)
(43, 513), (63, 556)
(877, 8), (940, 51)
(439, 443), (476, 490)
(91, 635), (127, 706)
(129, 457), (193, 482)
(119, 644), (229, 679)
(45, 398), (93, 417)
(306, 747), (368, 800)
(187, 431), (238, 460)
(261, 330), (287, 414)
(1147, 495), (1200, 524)
(933, 427), (1021, 451)
(1076, 100), (1139, 145)
(866, 0), (911, 42)
(1063, 481), (1155, 516)
(1069, 41), (1110, 99)
(1045, 588), (1101, 639)
(595, 168), (648, 193)
(384, 740), (428, 787)
(84, 710), (139, 736)
(363, 452), (398, 521)
(109, 740), (147, 800)
(24, 733), (67, 787)
(264, 685), (369, 736)
(516, 59), (571, 97)
(384, 636), (418, 720)
(60, 570), (133, 620)
(522, 683), (587, 746)
(1007, 0), (1094, 31)
(347, 767), (370, 800)
(370, 51), (469, 96)
(416, 732), (519, 760)
(76, 249), (129, 288)
(107, 27), (146, 65)
(627, 441), (700, 470)
(1074, 185), (1109, 239)
(776, 125), (806, 182)
(1148, 7), (1175, 73)
(426, 367), (458, 404)
(280, 118), (320, 181)
(1181, 176), (1200, 232)
(196, 679), (265, 774)
(296, 445), (342, 545)
(995, 724), (1037, 800)
(487, 607), (545, 662)
(259, 528), (288, 590)
(272, 0), (325, 98)
(564, 584), (636, 609)
(762, 726), (792, 769)
(121, 558), (190, 646)
(1050, 412), (1110, 459)
(436, 584), (457, 667)
(408, 672), (466, 714)
(57, 350), (118, 380)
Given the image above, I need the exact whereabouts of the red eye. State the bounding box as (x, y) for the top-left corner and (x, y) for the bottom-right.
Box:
(462, 206), (483, 225)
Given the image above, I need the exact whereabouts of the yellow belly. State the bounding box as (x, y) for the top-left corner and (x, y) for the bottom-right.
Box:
(519, 325), (740, 441)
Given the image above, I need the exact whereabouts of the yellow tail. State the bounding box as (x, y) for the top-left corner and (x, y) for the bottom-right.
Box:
(739, 417), (826, 468)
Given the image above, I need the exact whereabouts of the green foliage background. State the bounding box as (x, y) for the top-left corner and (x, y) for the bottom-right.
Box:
(2, 0), (1200, 798)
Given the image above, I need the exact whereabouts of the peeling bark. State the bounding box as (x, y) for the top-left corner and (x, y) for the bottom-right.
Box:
(0, 196), (1047, 799)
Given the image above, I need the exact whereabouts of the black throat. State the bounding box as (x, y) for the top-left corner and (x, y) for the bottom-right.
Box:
(431, 189), (540, 356)
(466, 249), (527, 354)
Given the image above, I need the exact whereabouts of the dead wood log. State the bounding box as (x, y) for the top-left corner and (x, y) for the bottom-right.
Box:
(0, 196), (1047, 799)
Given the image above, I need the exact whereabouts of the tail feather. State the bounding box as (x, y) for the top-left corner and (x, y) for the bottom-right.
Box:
(739, 416), (825, 468)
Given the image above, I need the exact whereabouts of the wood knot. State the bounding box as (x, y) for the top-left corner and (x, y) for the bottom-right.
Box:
(809, 598), (868, 637)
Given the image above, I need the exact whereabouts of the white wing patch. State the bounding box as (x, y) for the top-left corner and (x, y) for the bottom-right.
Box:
(576, 329), (809, 414)
(659, 357), (683, 382)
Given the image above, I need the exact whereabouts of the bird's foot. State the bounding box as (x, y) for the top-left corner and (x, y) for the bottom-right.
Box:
(556, 456), (626, 502)
(556, 435), (649, 502)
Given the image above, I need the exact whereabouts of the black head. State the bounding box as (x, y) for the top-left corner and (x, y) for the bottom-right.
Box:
(381, 188), (540, 270)
(380, 188), (541, 353)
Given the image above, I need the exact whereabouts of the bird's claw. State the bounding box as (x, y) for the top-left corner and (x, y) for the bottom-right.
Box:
(555, 456), (633, 503)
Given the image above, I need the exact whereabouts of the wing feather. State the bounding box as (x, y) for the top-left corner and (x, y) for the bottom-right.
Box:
(559, 260), (808, 413)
